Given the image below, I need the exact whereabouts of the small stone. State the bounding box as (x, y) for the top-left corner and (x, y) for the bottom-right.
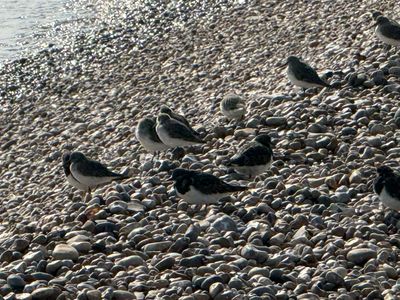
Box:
(264, 117), (287, 126)
(7, 274), (26, 291)
(209, 282), (224, 298)
(341, 127), (357, 136)
(389, 66), (400, 76)
(116, 255), (145, 268)
(347, 248), (377, 265)
(86, 290), (102, 300)
(112, 290), (135, 300)
(155, 257), (175, 271)
(143, 241), (173, 252)
(52, 244), (79, 261)
(211, 215), (237, 232)
(31, 287), (59, 300)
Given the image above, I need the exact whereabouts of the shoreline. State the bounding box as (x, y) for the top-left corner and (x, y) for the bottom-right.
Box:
(1, 0), (400, 299)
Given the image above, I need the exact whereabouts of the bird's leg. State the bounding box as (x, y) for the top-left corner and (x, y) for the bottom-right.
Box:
(85, 188), (92, 202)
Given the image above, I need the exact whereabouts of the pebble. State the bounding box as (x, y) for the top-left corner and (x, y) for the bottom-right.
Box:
(211, 215), (237, 232)
(347, 248), (377, 265)
(0, 1), (399, 299)
(7, 274), (26, 291)
(116, 256), (145, 267)
(52, 244), (79, 261)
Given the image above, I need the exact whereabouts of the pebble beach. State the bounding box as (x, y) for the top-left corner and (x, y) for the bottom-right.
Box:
(1, 0), (400, 299)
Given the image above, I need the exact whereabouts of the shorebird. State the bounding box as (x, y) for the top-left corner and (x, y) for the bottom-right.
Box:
(374, 166), (400, 211)
(69, 152), (128, 195)
(135, 117), (169, 160)
(226, 134), (273, 178)
(220, 94), (246, 121)
(62, 153), (90, 195)
(156, 113), (205, 147)
(373, 16), (400, 47)
(170, 168), (247, 205)
(283, 56), (331, 90)
(372, 11), (399, 25)
(160, 105), (199, 136)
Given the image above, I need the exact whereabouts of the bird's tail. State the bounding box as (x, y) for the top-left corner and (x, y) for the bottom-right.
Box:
(112, 168), (130, 180)
(227, 184), (248, 192)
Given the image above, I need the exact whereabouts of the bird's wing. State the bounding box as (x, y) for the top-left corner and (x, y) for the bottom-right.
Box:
(166, 120), (204, 143)
(381, 23), (400, 40)
(77, 159), (125, 178)
(193, 173), (246, 194)
(175, 177), (193, 194)
(294, 62), (329, 86)
(385, 175), (400, 199)
(62, 155), (71, 176)
(172, 113), (199, 135)
(229, 144), (272, 167)
(173, 112), (191, 128)
(149, 123), (164, 143)
(373, 176), (384, 195)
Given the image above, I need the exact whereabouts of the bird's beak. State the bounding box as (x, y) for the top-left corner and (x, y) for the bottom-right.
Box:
(277, 61), (288, 69)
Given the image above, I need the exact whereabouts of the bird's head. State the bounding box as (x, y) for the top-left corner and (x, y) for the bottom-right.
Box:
(255, 134), (272, 147)
(160, 105), (172, 115)
(279, 56), (300, 68)
(138, 117), (156, 130)
(157, 113), (171, 123)
(287, 56), (300, 64)
(371, 11), (383, 20)
(376, 16), (390, 25)
(70, 152), (86, 163)
(377, 165), (394, 176)
(62, 153), (71, 165)
(170, 168), (192, 181)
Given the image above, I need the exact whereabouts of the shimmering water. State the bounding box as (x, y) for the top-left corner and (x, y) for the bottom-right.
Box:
(0, 0), (89, 63)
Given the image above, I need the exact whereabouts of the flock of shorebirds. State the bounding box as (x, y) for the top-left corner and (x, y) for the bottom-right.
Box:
(62, 11), (400, 212)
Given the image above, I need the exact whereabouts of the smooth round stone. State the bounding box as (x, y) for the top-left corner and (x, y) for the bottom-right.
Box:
(143, 241), (172, 252)
(341, 127), (357, 135)
(32, 235), (47, 245)
(155, 257), (175, 271)
(325, 271), (345, 286)
(211, 215), (237, 232)
(31, 287), (59, 300)
(86, 290), (102, 300)
(15, 293), (32, 300)
(31, 272), (54, 281)
(111, 290), (135, 300)
(264, 117), (287, 126)
(116, 255), (145, 267)
(346, 248), (377, 265)
(201, 275), (223, 290)
(180, 255), (205, 267)
(52, 244), (79, 261)
(7, 274), (26, 291)
(251, 286), (275, 296)
(185, 225), (201, 242)
(0, 250), (13, 262)
(23, 251), (44, 264)
(12, 239), (30, 252)
(209, 282), (224, 298)
(228, 277), (245, 290)
(69, 241), (92, 253)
